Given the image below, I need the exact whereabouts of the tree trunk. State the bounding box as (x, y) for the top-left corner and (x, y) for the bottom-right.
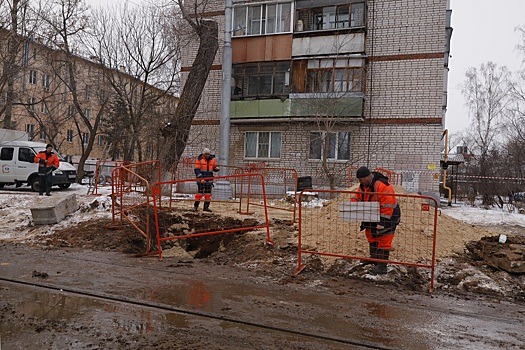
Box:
(160, 20), (218, 172)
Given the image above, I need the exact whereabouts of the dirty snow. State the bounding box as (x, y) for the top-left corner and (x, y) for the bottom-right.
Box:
(441, 203), (525, 226)
(0, 183), (112, 241)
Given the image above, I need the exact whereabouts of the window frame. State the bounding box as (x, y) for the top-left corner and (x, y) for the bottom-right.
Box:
(67, 129), (74, 143)
(233, 1), (292, 37)
(29, 70), (37, 85)
(233, 61), (291, 99)
(297, 1), (365, 32)
(25, 124), (35, 138)
(42, 74), (50, 91)
(309, 131), (351, 161)
(306, 58), (364, 93)
(244, 131), (282, 159)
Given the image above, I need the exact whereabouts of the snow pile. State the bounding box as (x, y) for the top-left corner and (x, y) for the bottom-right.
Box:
(441, 203), (525, 226)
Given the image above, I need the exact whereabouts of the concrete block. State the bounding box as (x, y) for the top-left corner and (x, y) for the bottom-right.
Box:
(31, 194), (79, 225)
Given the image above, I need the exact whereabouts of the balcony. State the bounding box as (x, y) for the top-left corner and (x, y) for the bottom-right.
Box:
(230, 94), (363, 122)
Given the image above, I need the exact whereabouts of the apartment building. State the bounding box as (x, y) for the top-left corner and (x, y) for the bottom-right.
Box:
(1, 34), (177, 162)
(180, 0), (452, 192)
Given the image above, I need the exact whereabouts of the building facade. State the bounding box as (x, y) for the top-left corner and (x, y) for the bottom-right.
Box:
(0, 33), (177, 163)
(180, 0), (452, 192)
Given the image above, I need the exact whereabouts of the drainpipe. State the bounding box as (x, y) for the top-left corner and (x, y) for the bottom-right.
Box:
(219, 0), (233, 170)
(442, 129), (452, 206)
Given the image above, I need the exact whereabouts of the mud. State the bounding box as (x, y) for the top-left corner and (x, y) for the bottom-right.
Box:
(1, 201), (525, 349)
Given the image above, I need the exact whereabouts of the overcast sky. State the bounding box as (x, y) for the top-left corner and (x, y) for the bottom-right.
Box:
(85, 0), (525, 136)
(447, 0), (525, 135)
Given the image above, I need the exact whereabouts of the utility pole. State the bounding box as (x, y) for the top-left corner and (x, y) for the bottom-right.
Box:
(219, 0), (233, 169)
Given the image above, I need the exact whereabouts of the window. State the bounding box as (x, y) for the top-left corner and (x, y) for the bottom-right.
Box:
(309, 131), (350, 160)
(85, 109), (90, 121)
(233, 2), (292, 36)
(25, 124), (35, 138)
(41, 102), (48, 114)
(28, 97), (37, 111)
(245, 131), (281, 159)
(85, 85), (91, 100)
(97, 135), (104, 146)
(233, 62), (291, 98)
(18, 147), (34, 163)
(29, 70), (37, 84)
(296, 1), (365, 32)
(42, 74), (50, 90)
(82, 132), (89, 145)
(67, 130), (73, 143)
(306, 58), (364, 93)
(0, 147), (14, 161)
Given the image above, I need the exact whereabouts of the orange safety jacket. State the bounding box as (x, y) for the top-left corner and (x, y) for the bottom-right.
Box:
(34, 151), (60, 169)
(352, 172), (400, 231)
(194, 154), (219, 179)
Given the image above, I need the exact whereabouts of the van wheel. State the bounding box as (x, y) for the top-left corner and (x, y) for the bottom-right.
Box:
(58, 184), (71, 189)
(30, 178), (40, 192)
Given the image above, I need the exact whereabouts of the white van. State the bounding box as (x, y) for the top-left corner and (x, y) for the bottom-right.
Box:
(0, 141), (77, 191)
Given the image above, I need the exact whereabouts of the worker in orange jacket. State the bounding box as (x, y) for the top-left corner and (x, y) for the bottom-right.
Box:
(34, 144), (60, 196)
(193, 148), (220, 212)
(352, 166), (401, 275)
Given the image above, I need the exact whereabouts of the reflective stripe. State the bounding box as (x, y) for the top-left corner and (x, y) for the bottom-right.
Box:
(382, 203), (396, 208)
(380, 214), (392, 219)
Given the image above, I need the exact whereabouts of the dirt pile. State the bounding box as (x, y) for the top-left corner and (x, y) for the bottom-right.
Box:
(466, 235), (525, 274)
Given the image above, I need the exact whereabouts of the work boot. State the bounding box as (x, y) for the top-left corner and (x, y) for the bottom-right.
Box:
(369, 249), (390, 275)
(360, 242), (379, 266)
(45, 193), (51, 196)
(203, 202), (212, 212)
(193, 201), (199, 212)
(369, 263), (387, 275)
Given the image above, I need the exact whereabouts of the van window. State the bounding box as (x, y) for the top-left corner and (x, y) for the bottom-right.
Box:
(0, 147), (14, 161)
(18, 147), (35, 163)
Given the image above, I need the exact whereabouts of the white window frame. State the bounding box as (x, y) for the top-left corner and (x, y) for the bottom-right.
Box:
(82, 132), (89, 146)
(28, 97), (37, 111)
(309, 131), (350, 160)
(25, 124), (35, 137)
(29, 70), (37, 84)
(41, 102), (48, 114)
(67, 129), (73, 143)
(245, 131), (282, 159)
(42, 74), (50, 91)
(233, 1), (293, 37)
(97, 135), (104, 146)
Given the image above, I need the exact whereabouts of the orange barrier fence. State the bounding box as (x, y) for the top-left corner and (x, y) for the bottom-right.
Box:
(374, 168), (401, 186)
(110, 165), (154, 254)
(91, 160), (124, 195)
(295, 190), (438, 291)
(123, 160), (161, 187)
(151, 173), (272, 259)
(172, 162), (299, 223)
(233, 166), (299, 222)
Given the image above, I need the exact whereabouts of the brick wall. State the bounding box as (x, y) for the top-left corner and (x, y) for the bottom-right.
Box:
(179, 0), (447, 193)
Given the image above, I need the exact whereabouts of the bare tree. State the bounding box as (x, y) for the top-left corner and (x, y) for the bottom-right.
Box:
(0, 0), (44, 128)
(86, 3), (178, 162)
(461, 62), (512, 205)
(160, 0), (219, 174)
(39, 0), (108, 180)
